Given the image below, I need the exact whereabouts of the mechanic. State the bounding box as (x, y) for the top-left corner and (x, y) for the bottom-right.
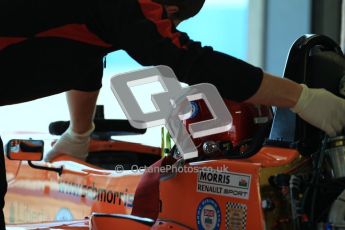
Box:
(1, 0), (345, 227)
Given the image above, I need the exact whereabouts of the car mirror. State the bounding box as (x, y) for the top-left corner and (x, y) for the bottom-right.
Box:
(6, 139), (44, 161)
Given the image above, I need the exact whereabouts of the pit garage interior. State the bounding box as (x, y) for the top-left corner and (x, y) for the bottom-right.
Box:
(3, 0), (345, 230)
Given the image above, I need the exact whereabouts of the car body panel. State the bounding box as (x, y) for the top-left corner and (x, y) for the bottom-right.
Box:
(4, 143), (301, 229)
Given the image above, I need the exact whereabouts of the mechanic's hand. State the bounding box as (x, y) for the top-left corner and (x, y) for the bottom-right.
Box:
(291, 84), (345, 136)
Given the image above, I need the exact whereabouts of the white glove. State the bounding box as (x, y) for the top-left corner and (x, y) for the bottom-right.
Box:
(291, 84), (345, 137)
(44, 123), (95, 162)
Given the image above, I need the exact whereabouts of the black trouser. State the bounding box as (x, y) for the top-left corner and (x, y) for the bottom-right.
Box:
(0, 137), (7, 229)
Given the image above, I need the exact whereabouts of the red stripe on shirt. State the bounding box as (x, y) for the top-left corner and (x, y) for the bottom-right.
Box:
(36, 24), (112, 48)
(0, 24), (112, 51)
(0, 37), (27, 51)
(138, 0), (186, 49)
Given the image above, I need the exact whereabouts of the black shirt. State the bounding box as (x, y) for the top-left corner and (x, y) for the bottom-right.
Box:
(0, 0), (263, 105)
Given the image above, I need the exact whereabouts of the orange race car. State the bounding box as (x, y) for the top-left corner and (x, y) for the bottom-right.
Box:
(4, 34), (345, 230)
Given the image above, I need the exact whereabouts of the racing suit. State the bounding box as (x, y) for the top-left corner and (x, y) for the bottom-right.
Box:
(0, 0), (263, 226)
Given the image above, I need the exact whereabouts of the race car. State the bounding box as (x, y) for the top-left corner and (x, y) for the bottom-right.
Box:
(3, 34), (345, 230)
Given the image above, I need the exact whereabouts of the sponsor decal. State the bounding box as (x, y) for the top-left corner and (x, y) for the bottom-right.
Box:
(238, 178), (248, 188)
(58, 180), (134, 207)
(225, 202), (247, 230)
(197, 168), (251, 200)
(196, 198), (221, 230)
(55, 207), (74, 221)
(8, 201), (50, 223)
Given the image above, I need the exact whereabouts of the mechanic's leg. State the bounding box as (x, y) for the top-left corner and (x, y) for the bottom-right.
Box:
(45, 90), (99, 162)
(0, 137), (7, 228)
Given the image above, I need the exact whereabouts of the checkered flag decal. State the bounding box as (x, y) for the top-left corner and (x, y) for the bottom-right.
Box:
(226, 202), (247, 230)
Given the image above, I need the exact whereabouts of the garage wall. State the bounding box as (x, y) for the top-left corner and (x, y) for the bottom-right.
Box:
(264, 0), (311, 77)
(248, 0), (343, 77)
(312, 0), (342, 45)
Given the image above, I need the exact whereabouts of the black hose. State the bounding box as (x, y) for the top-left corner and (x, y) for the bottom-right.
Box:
(309, 134), (327, 225)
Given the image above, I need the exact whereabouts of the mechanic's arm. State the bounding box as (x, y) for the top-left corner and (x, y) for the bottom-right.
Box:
(245, 72), (302, 107)
(246, 72), (345, 136)
(117, 1), (345, 136)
